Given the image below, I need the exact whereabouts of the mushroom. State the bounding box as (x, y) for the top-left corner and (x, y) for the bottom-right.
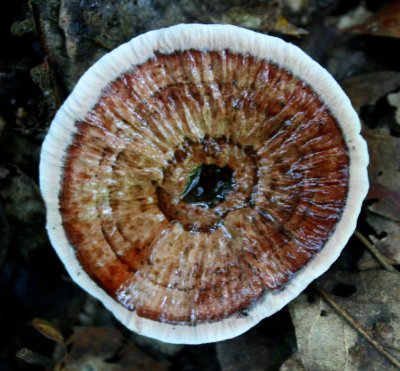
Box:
(40, 24), (369, 344)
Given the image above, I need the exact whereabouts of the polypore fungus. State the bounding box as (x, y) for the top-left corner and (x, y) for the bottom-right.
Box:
(40, 24), (369, 344)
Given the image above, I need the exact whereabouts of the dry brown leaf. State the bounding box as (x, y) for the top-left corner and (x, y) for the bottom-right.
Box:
(341, 71), (400, 112)
(363, 126), (400, 222)
(358, 215), (400, 270)
(347, 1), (400, 39)
(32, 318), (64, 345)
(290, 270), (400, 371)
(211, 4), (307, 36)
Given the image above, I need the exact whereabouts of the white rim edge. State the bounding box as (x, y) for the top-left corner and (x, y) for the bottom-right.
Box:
(39, 24), (369, 344)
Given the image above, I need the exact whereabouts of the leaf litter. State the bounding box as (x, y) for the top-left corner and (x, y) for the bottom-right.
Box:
(290, 270), (400, 370)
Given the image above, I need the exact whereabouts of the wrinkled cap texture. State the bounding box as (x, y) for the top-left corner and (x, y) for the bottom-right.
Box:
(40, 24), (369, 344)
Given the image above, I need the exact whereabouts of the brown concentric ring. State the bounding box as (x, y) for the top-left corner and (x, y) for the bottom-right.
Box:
(59, 49), (349, 325)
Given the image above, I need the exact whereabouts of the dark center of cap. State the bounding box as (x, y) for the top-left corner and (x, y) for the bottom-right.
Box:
(182, 164), (234, 207)
(156, 137), (257, 232)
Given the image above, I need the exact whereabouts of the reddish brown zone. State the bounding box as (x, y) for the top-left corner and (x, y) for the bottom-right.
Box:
(60, 50), (349, 324)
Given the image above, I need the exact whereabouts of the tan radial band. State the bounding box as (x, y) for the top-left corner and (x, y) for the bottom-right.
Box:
(60, 50), (349, 324)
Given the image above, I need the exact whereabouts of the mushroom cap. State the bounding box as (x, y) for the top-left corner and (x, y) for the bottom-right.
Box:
(40, 24), (369, 344)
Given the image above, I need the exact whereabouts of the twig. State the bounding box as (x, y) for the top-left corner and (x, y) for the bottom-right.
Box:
(313, 285), (400, 369)
(354, 229), (397, 272)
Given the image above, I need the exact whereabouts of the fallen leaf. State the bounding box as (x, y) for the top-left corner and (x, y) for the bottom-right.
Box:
(357, 215), (400, 270)
(363, 126), (400, 222)
(211, 4), (307, 37)
(341, 71), (400, 112)
(62, 327), (168, 371)
(290, 270), (400, 371)
(388, 91), (400, 125)
(346, 1), (400, 39)
(32, 318), (65, 345)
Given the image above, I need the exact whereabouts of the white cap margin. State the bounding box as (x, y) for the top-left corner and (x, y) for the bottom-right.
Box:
(40, 24), (369, 344)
